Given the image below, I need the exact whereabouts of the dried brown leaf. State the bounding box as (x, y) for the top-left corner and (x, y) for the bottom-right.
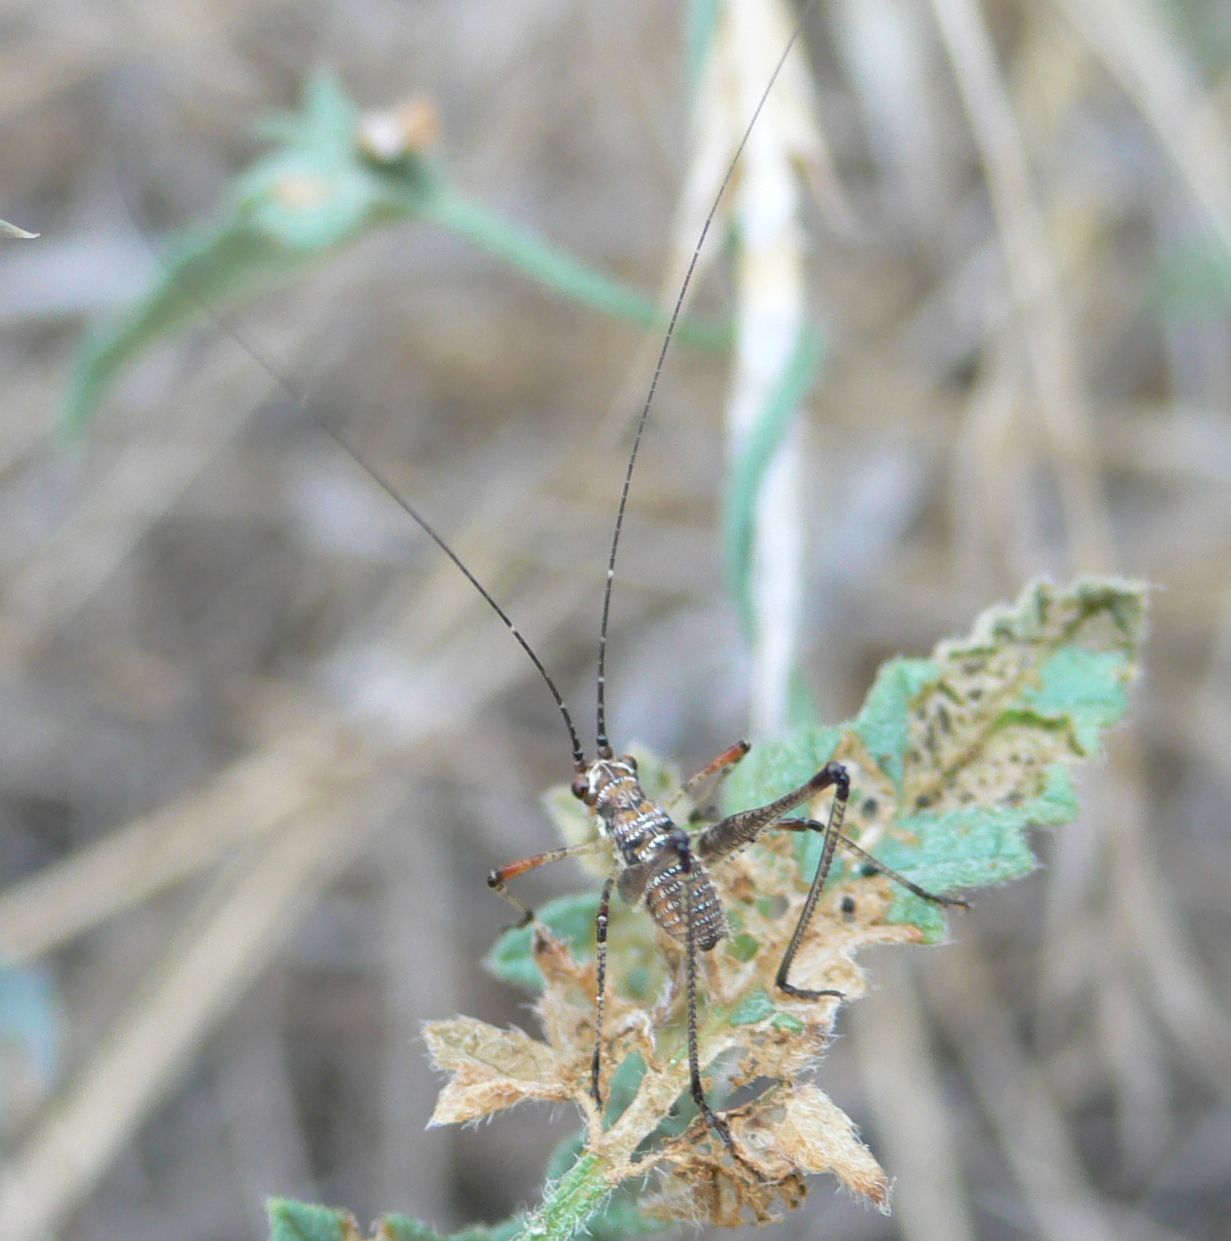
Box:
(733, 1086), (891, 1208)
(422, 1016), (572, 1126)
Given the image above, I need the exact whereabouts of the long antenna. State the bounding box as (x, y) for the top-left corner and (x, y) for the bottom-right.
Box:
(115, 166), (586, 768)
(308, 404), (588, 769)
(594, 0), (818, 757)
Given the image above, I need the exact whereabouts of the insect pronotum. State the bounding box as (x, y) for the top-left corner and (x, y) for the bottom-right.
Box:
(140, 1), (967, 1175)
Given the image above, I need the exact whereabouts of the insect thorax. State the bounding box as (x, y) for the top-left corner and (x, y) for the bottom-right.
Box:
(586, 757), (727, 950)
(587, 759), (672, 861)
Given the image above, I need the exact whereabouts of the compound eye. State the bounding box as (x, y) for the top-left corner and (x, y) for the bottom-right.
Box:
(570, 775), (589, 802)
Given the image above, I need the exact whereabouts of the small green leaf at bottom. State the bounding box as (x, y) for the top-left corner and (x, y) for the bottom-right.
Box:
(268, 1199), (359, 1241)
(267, 1199), (525, 1241)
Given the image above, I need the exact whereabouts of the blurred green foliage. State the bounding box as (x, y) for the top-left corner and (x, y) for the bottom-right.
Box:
(66, 72), (728, 436)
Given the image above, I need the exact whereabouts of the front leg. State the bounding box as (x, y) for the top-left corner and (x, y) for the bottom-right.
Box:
(487, 840), (607, 927)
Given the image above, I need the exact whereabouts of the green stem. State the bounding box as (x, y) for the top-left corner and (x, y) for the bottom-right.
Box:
(722, 320), (825, 634)
(515, 1152), (613, 1241)
(423, 186), (731, 350)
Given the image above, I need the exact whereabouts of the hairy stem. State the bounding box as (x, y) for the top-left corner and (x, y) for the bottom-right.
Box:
(515, 1153), (613, 1241)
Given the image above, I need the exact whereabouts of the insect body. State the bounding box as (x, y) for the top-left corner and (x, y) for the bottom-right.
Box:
(586, 756), (727, 948)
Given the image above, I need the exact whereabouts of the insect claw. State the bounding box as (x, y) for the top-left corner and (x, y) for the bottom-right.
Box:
(699, 1109), (781, 1182)
(497, 910), (535, 935)
(705, 1109), (736, 1150)
(777, 983), (845, 1002)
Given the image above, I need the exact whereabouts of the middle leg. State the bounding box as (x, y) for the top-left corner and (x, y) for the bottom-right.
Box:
(590, 872), (617, 1108)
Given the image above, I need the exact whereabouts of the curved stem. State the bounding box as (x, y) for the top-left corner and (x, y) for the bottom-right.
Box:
(423, 186), (731, 351)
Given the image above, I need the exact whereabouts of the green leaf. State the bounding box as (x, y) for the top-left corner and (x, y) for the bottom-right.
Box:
(486, 893), (601, 993)
(66, 224), (306, 437)
(268, 1199), (357, 1241)
(725, 931), (760, 962)
(728, 986), (802, 1032)
(0, 219), (38, 239)
(1017, 648), (1131, 756)
(604, 1052), (648, 1126)
(726, 578), (1148, 941)
(379, 1214), (523, 1241)
(66, 74), (727, 435)
(422, 190), (729, 351)
(851, 658), (940, 789)
(256, 72), (361, 150)
(879, 764), (1077, 940)
(728, 988), (775, 1025)
(266, 1199), (526, 1241)
(723, 321), (825, 634)
(64, 72), (434, 437)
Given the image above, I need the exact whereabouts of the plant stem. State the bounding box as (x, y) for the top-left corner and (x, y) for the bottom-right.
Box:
(710, 0), (824, 736)
(422, 186), (731, 350)
(515, 1152), (613, 1241)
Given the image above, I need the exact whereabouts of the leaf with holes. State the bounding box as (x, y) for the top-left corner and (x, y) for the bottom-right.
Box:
(422, 577), (1146, 1237)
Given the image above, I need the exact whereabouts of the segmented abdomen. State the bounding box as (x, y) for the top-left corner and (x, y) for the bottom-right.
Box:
(644, 856), (726, 951)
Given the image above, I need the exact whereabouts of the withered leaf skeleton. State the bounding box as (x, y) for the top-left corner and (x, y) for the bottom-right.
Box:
(129, 2), (968, 1177)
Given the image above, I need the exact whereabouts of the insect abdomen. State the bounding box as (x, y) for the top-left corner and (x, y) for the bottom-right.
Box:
(645, 857), (726, 951)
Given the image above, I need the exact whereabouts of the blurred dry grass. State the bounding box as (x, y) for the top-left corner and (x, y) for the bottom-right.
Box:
(0, 1), (1229, 1239)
